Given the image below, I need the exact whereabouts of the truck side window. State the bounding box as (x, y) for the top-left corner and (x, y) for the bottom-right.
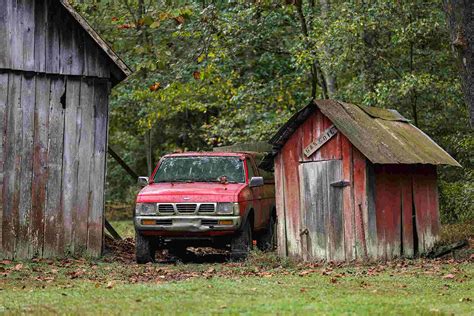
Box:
(246, 158), (255, 179)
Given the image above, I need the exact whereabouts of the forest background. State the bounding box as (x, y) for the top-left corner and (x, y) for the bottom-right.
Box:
(73, 0), (473, 225)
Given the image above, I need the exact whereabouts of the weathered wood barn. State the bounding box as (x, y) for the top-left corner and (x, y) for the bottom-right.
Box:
(0, 0), (131, 259)
(264, 99), (460, 261)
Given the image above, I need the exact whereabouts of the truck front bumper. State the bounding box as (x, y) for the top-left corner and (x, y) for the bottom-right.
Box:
(134, 215), (241, 233)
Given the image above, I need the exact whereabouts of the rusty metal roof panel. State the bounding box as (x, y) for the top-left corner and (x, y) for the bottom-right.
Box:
(269, 99), (460, 167)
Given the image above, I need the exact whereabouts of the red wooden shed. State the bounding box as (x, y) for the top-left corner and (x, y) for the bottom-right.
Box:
(263, 100), (460, 261)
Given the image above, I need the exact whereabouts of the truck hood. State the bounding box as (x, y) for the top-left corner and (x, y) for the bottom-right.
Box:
(137, 182), (247, 203)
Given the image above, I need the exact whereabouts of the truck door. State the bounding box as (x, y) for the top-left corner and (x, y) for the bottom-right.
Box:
(299, 160), (344, 261)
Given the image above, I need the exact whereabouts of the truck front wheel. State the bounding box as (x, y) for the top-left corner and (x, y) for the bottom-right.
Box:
(230, 219), (253, 261)
(135, 231), (155, 264)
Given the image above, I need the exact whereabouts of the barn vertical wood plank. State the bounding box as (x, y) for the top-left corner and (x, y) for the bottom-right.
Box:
(43, 77), (65, 257)
(274, 154), (287, 257)
(0, 73), (9, 253)
(365, 162), (378, 259)
(45, 0), (60, 74)
(327, 160), (344, 261)
(426, 166), (440, 247)
(352, 148), (368, 260)
(30, 75), (50, 258)
(88, 82), (108, 256)
(2, 74), (22, 258)
(84, 37), (100, 78)
(70, 22), (85, 76)
(17, 75), (35, 258)
(10, 0), (24, 70)
(374, 165), (403, 259)
(400, 167), (414, 258)
(61, 78), (80, 254)
(412, 165), (439, 254)
(0, 0), (11, 68)
(282, 130), (303, 257)
(21, 0), (35, 71)
(340, 136), (354, 261)
(298, 164), (312, 260)
(59, 10), (73, 75)
(75, 79), (94, 254)
(33, 0), (47, 72)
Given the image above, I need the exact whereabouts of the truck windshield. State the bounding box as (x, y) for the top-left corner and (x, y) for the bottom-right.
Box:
(154, 156), (245, 183)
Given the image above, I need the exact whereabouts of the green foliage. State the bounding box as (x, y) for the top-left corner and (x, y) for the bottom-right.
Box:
(74, 0), (472, 222)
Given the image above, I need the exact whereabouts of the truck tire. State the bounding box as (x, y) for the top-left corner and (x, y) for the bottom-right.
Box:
(230, 219), (253, 261)
(256, 215), (277, 251)
(135, 231), (155, 264)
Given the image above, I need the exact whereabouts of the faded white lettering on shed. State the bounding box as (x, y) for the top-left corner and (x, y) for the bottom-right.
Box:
(303, 125), (338, 157)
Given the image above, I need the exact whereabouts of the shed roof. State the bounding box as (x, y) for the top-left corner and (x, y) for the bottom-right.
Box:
(60, 0), (131, 84)
(268, 99), (460, 167)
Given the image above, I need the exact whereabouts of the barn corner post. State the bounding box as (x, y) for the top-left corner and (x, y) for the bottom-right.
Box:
(0, 0), (130, 260)
(267, 99), (460, 263)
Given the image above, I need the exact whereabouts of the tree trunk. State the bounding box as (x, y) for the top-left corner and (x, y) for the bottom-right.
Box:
(295, 0), (329, 99)
(444, 0), (474, 128)
(319, 0), (337, 97)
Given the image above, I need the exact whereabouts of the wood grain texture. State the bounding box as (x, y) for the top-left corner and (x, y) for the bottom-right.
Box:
(0, 0), (11, 68)
(88, 81), (108, 256)
(0, 73), (8, 254)
(341, 135), (354, 261)
(75, 79), (94, 254)
(33, 0), (47, 72)
(21, 0), (35, 71)
(2, 74), (22, 258)
(30, 75), (50, 258)
(61, 78), (80, 253)
(43, 77), (65, 257)
(274, 154), (287, 257)
(17, 75), (35, 258)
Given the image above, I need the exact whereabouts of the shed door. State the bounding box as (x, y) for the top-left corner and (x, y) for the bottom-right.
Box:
(299, 160), (345, 261)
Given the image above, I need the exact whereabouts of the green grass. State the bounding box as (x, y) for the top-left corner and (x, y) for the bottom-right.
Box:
(109, 219), (135, 238)
(1, 258), (472, 315)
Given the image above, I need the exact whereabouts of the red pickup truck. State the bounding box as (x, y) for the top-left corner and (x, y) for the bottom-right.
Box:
(134, 152), (276, 263)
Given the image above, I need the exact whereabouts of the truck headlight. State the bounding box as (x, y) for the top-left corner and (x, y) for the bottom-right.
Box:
(136, 203), (157, 215)
(216, 202), (239, 215)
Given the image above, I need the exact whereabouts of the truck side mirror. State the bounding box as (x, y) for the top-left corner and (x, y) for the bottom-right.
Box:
(138, 176), (149, 187)
(249, 176), (264, 187)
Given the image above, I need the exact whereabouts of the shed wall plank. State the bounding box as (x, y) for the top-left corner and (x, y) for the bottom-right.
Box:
(21, 0), (35, 70)
(45, 0), (60, 74)
(0, 73), (9, 254)
(281, 128), (302, 257)
(30, 75), (50, 258)
(61, 78), (81, 253)
(341, 136), (354, 261)
(0, 0), (11, 68)
(274, 154), (287, 257)
(352, 148), (368, 260)
(17, 75), (35, 258)
(413, 165), (439, 253)
(33, 0), (47, 72)
(43, 77), (65, 257)
(327, 160), (344, 261)
(2, 74), (22, 258)
(88, 82), (108, 256)
(75, 79), (94, 253)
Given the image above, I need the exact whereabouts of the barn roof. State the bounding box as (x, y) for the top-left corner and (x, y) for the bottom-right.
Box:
(267, 99), (460, 167)
(60, 0), (132, 83)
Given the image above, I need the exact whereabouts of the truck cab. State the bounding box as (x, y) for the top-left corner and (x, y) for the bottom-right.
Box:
(134, 152), (276, 263)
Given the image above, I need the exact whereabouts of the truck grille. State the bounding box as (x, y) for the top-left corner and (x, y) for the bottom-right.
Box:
(176, 204), (197, 213)
(156, 219), (172, 225)
(198, 204), (215, 213)
(158, 204), (175, 213)
(201, 219), (218, 226)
